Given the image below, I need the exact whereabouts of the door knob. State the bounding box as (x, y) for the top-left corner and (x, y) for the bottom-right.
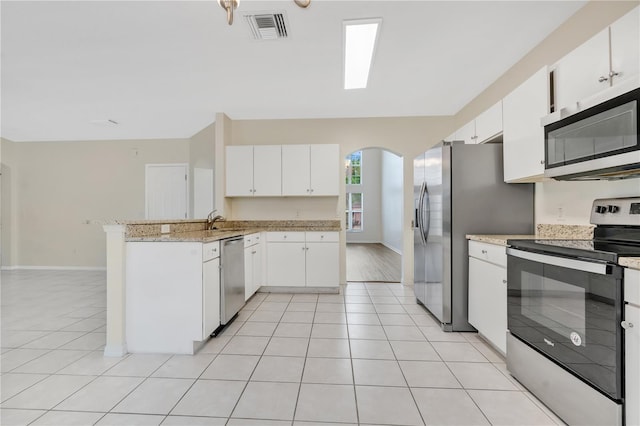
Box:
(621, 321), (634, 329)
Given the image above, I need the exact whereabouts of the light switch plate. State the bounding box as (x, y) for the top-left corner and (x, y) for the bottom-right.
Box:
(161, 224), (171, 234)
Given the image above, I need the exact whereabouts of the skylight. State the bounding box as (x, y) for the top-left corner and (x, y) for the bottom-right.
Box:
(343, 19), (381, 90)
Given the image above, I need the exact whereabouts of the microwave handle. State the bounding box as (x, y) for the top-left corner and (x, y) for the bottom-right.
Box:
(506, 248), (611, 275)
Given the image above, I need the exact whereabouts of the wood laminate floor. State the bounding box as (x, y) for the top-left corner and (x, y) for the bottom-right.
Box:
(346, 243), (402, 282)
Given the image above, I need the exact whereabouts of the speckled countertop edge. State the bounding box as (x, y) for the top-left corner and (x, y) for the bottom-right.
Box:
(466, 234), (538, 246)
(466, 224), (639, 270)
(466, 224), (596, 247)
(126, 221), (342, 242)
(620, 257), (640, 270)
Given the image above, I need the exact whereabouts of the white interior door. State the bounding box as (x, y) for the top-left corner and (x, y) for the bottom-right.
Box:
(145, 164), (188, 219)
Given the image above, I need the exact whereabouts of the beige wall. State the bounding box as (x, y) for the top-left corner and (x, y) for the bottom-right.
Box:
(3, 138), (189, 268)
(1, 138), (18, 267)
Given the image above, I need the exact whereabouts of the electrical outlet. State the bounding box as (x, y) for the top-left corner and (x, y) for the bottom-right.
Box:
(161, 224), (171, 234)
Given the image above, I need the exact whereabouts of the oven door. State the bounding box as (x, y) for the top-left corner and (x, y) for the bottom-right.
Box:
(506, 247), (624, 402)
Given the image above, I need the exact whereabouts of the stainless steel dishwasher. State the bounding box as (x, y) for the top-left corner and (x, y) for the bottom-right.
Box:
(220, 236), (245, 326)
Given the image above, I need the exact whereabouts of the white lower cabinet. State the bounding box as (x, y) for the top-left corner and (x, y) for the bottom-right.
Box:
(265, 231), (339, 288)
(244, 233), (263, 300)
(625, 268), (640, 426)
(468, 240), (507, 355)
(306, 241), (340, 287)
(126, 241), (220, 354)
(203, 256), (221, 338)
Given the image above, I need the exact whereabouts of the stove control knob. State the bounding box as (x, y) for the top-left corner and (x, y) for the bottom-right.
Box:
(608, 205), (620, 213)
(595, 205), (607, 214)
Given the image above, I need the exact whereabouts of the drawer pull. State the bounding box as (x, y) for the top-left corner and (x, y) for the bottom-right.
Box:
(502, 279), (507, 284)
(481, 250), (487, 254)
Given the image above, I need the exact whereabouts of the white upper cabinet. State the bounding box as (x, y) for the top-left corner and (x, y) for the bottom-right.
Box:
(456, 120), (476, 144)
(253, 145), (282, 196)
(452, 101), (503, 144)
(226, 145), (281, 197)
(226, 145), (255, 197)
(503, 67), (548, 183)
(554, 29), (609, 111)
(282, 145), (310, 196)
(310, 144), (340, 196)
(554, 6), (639, 112)
(282, 144), (340, 196)
(474, 101), (503, 144)
(610, 6), (640, 89)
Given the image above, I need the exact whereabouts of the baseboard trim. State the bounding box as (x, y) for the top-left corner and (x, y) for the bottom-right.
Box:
(381, 242), (402, 255)
(104, 344), (127, 357)
(258, 286), (340, 294)
(1, 266), (107, 271)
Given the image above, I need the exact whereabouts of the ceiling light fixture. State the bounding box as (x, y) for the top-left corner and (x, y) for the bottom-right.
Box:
(343, 19), (381, 90)
(218, 0), (310, 25)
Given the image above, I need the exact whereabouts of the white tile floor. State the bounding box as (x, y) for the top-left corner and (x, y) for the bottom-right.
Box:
(1, 270), (566, 426)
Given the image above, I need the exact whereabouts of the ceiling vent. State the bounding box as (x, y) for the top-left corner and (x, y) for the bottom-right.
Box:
(244, 12), (289, 40)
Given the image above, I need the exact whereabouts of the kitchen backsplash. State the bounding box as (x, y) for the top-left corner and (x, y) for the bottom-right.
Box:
(535, 179), (640, 225)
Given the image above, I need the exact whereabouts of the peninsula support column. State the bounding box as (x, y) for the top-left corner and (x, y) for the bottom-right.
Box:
(103, 224), (127, 356)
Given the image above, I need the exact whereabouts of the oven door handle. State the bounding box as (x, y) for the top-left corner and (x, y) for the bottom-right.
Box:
(506, 248), (611, 275)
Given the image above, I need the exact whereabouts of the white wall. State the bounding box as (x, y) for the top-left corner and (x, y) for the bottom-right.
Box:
(381, 150), (403, 253)
(189, 122), (215, 218)
(535, 179), (640, 225)
(346, 148), (382, 243)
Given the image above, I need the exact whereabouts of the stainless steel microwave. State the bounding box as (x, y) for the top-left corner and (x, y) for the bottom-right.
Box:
(544, 88), (640, 180)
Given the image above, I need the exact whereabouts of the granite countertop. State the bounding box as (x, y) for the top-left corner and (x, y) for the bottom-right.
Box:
(620, 257), (640, 270)
(126, 221), (341, 242)
(466, 234), (537, 246)
(127, 228), (261, 243)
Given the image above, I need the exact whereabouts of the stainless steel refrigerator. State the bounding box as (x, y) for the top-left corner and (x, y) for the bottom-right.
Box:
(413, 141), (534, 331)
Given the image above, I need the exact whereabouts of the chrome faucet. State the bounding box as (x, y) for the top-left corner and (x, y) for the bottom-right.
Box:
(207, 210), (226, 230)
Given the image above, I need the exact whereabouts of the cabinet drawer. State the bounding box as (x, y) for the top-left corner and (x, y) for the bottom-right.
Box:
(469, 240), (506, 267)
(305, 232), (339, 242)
(626, 268), (640, 306)
(203, 242), (220, 262)
(266, 232), (305, 243)
(244, 233), (260, 248)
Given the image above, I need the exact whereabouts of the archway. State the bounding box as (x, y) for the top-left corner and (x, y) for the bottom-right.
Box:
(345, 147), (403, 282)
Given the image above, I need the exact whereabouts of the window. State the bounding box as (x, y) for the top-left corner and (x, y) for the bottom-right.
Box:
(346, 151), (363, 232)
(345, 151), (362, 184)
(346, 193), (363, 232)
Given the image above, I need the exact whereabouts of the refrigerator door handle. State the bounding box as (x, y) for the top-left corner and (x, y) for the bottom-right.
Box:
(422, 183), (431, 243)
(418, 182), (427, 245)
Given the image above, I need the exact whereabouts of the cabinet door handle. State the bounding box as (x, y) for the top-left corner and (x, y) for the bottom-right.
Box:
(621, 321), (634, 329)
(598, 76), (609, 83)
(306, 189), (310, 192)
(502, 279), (507, 284)
(540, 160), (545, 165)
(481, 250), (487, 254)
(609, 70), (620, 78)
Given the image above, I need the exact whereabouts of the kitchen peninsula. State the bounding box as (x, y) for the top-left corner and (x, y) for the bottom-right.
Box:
(103, 219), (340, 356)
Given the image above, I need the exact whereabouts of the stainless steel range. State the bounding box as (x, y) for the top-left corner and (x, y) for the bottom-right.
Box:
(506, 197), (640, 426)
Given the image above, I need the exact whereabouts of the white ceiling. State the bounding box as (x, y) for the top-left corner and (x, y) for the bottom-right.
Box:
(1, 0), (586, 142)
